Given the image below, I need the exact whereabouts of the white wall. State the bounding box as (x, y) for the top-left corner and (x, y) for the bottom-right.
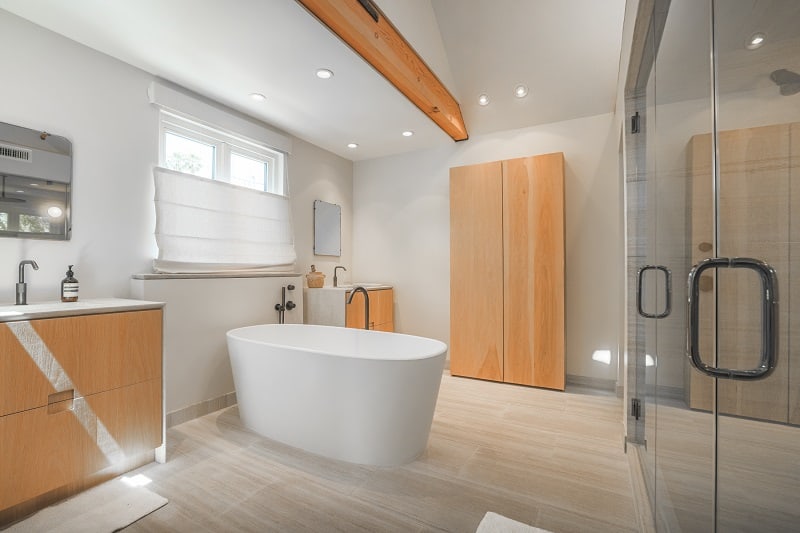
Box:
(353, 112), (622, 382)
(0, 11), (352, 302)
(0, 11), (353, 416)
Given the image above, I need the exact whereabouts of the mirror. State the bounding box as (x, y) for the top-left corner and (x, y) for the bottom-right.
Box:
(0, 121), (72, 240)
(313, 199), (341, 256)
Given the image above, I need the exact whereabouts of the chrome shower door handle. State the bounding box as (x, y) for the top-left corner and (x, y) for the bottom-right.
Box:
(637, 265), (672, 319)
(687, 257), (778, 380)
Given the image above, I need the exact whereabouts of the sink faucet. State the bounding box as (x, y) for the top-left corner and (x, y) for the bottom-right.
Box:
(16, 259), (39, 305)
(346, 286), (370, 330)
(334, 265), (347, 288)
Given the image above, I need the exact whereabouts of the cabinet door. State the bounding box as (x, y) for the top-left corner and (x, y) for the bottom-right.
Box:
(503, 154), (565, 389)
(0, 402), (84, 510)
(450, 161), (504, 381)
(1, 310), (162, 417)
(345, 289), (394, 331)
(83, 379), (162, 475)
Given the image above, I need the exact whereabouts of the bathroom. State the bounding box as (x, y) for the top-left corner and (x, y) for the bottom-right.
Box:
(1, 0), (799, 531)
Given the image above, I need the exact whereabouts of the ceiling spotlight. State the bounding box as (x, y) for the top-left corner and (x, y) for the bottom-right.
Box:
(249, 92), (266, 101)
(347, 143), (358, 149)
(316, 68), (334, 79)
(478, 93), (490, 106)
(402, 130), (414, 137)
(746, 32), (766, 50)
(514, 84), (529, 98)
(47, 205), (63, 218)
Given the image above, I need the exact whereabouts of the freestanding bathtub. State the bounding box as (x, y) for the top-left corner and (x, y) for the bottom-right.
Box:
(226, 323), (447, 466)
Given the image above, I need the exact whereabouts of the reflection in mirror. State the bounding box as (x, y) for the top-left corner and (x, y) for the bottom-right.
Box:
(313, 199), (341, 256)
(0, 122), (71, 240)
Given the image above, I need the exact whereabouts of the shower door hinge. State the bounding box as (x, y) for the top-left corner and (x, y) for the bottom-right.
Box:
(631, 398), (642, 420)
(631, 112), (641, 134)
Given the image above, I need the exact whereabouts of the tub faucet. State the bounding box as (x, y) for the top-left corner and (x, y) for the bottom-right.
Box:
(334, 265), (347, 287)
(347, 286), (370, 330)
(16, 259), (39, 305)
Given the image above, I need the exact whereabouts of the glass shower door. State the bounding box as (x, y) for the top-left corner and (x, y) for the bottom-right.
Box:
(638, 0), (800, 531)
(710, 1), (800, 530)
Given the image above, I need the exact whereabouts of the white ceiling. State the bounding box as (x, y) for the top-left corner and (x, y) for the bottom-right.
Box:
(0, 0), (626, 161)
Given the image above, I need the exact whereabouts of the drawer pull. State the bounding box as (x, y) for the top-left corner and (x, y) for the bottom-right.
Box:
(47, 389), (75, 414)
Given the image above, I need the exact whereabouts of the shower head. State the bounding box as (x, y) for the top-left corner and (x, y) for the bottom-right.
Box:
(770, 69), (800, 96)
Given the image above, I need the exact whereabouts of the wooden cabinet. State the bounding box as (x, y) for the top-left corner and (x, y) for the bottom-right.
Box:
(0, 308), (163, 524)
(345, 288), (394, 332)
(450, 153), (565, 390)
(687, 124), (797, 424)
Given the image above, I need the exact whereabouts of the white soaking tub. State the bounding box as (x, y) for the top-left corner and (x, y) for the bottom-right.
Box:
(226, 323), (447, 466)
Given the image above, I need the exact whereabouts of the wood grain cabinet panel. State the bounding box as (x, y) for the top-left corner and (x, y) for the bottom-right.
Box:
(0, 402), (84, 510)
(345, 288), (394, 331)
(450, 154), (565, 390)
(687, 126), (793, 423)
(503, 154), (565, 389)
(0, 310), (162, 417)
(0, 307), (163, 524)
(449, 161), (505, 382)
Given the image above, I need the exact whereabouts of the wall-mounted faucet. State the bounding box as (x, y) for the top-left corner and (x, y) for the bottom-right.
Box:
(275, 284), (296, 324)
(334, 265), (347, 287)
(16, 259), (39, 305)
(347, 286), (370, 330)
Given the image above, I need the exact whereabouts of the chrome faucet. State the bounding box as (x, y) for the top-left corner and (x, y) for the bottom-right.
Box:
(334, 265), (347, 287)
(16, 259), (39, 305)
(346, 286), (370, 330)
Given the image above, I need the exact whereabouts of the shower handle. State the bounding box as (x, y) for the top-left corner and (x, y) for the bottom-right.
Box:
(636, 265), (672, 319)
(687, 257), (778, 380)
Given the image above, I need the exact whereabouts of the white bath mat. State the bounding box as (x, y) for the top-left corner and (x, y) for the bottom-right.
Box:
(476, 511), (553, 533)
(7, 476), (167, 533)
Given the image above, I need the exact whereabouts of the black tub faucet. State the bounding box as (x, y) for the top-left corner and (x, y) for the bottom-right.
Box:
(17, 259), (39, 305)
(347, 286), (370, 330)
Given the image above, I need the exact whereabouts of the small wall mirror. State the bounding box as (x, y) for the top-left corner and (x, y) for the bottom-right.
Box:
(0, 121), (72, 240)
(313, 199), (341, 256)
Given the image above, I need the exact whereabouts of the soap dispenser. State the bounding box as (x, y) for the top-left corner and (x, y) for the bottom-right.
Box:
(61, 265), (79, 302)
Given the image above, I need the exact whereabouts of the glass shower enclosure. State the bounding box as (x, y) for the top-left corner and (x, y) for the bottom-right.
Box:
(626, 0), (800, 530)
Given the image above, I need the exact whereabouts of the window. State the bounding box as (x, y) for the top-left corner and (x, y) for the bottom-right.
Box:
(159, 111), (286, 196)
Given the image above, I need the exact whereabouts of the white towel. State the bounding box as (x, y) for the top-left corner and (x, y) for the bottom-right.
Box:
(476, 512), (553, 533)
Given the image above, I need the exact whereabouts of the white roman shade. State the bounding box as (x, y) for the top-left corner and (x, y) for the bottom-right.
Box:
(153, 166), (296, 273)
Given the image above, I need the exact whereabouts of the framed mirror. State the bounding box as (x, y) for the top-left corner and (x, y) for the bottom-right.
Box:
(313, 199), (341, 256)
(0, 121), (72, 240)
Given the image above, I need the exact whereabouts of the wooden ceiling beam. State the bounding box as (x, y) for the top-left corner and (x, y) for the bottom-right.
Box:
(296, 0), (469, 142)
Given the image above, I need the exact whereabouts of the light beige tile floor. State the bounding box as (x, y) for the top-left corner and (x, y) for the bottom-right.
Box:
(124, 373), (638, 532)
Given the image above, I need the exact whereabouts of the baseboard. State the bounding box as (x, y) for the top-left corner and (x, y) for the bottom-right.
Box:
(166, 392), (237, 428)
(565, 374), (616, 392)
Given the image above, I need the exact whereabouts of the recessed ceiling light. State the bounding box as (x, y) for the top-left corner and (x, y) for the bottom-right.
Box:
(478, 93), (490, 106)
(746, 32), (766, 50)
(347, 143), (358, 149)
(47, 206), (63, 218)
(514, 84), (529, 98)
(249, 92), (266, 101)
(402, 130), (414, 137)
(316, 68), (334, 79)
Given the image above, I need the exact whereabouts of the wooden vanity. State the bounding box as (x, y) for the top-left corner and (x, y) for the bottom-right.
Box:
(0, 298), (164, 526)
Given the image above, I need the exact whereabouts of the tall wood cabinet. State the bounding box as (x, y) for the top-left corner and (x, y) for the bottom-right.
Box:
(687, 122), (800, 425)
(450, 153), (566, 390)
(0, 304), (163, 526)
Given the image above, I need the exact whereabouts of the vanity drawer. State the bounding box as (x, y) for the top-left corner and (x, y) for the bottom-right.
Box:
(0, 309), (162, 417)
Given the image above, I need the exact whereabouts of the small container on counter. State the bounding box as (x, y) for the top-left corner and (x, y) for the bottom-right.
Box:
(61, 265), (79, 302)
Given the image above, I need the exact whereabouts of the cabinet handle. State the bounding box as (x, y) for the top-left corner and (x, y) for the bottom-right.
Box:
(47, 389), (75, 414)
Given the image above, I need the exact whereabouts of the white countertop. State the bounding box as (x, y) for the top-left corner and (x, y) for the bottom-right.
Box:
(306, 283), (392, 291)
(0, 298), (164, 323)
